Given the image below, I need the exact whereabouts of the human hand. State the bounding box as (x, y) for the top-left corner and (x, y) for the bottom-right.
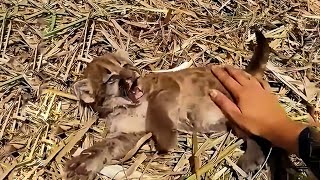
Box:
(209, 66), (306, 153)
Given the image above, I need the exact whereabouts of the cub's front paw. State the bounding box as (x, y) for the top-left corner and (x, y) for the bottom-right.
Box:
(63, 148), (106, 180)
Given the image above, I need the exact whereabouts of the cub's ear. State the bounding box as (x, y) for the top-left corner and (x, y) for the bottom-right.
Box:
(73, 79), (95, 103)
(113, 49), (132, 65)
(112, 49), (141, 78)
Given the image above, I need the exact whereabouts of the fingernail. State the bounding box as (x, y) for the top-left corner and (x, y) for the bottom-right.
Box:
(209, 89), (218, 98)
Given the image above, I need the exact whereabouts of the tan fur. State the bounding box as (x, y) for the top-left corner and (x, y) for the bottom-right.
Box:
(64, 31), (270, 180)
(138, 67), (234, 151)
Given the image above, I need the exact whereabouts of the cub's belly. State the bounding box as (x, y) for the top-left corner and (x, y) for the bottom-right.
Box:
(177, 97), (228, 133)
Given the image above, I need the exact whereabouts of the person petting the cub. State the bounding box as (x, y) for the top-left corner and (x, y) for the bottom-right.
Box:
(209, 66), (320, 178)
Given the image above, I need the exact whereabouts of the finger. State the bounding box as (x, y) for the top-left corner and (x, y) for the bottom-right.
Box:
(209, 89), (243, 121)
(257, 78), (272, 91)
(246, 76), (265, 89)
(211, 67), (242, 94)
(225, 66), (252, 85)
(225, 66), (269, 89)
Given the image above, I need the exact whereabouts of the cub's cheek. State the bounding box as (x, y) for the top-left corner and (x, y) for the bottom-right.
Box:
(73, 79), (95, 103)
(105, 82), (121, 96)
(80, 93), (95, 104)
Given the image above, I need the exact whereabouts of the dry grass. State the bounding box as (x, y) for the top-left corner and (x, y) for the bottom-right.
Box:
(0, 0), (319, 179)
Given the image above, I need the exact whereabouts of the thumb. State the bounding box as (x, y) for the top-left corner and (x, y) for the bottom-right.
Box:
(209, 89), (242, 120)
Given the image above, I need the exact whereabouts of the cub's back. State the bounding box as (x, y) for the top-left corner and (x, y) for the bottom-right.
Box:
(155, 66), (233, 101)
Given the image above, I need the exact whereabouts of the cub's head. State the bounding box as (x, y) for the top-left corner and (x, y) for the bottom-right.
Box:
(74, 50), (142, 116)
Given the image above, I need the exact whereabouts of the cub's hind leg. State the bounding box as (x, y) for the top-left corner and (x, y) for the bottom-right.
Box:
(191, 99), (266, 174)
(63, 132), (146, 180)
(237, 138), (266, 173)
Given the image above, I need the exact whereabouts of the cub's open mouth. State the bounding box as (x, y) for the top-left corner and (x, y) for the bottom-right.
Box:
(128, 86), (143, 103)
(119, 78), (144, 103)
(127, 79), (144, 103)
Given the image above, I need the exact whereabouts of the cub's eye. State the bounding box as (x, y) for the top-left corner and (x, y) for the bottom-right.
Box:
(107, 75), (120, 84)
(107, 77), (116, 84)
(107, 79), (115, 84)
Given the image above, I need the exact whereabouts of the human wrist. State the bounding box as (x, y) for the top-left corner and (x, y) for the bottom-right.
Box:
(265, 119), (307, 154)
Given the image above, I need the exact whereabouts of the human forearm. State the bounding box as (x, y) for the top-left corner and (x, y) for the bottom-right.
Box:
(209, 66), (320, 178)
(263, 119), (307, 154)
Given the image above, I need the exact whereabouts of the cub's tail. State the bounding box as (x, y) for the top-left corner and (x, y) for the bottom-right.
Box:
(245, 30), (271, 77)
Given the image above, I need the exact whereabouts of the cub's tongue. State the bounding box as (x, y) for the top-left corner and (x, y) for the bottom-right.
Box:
(128, 87), (143, 103)
(134, 88), (144, 99)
